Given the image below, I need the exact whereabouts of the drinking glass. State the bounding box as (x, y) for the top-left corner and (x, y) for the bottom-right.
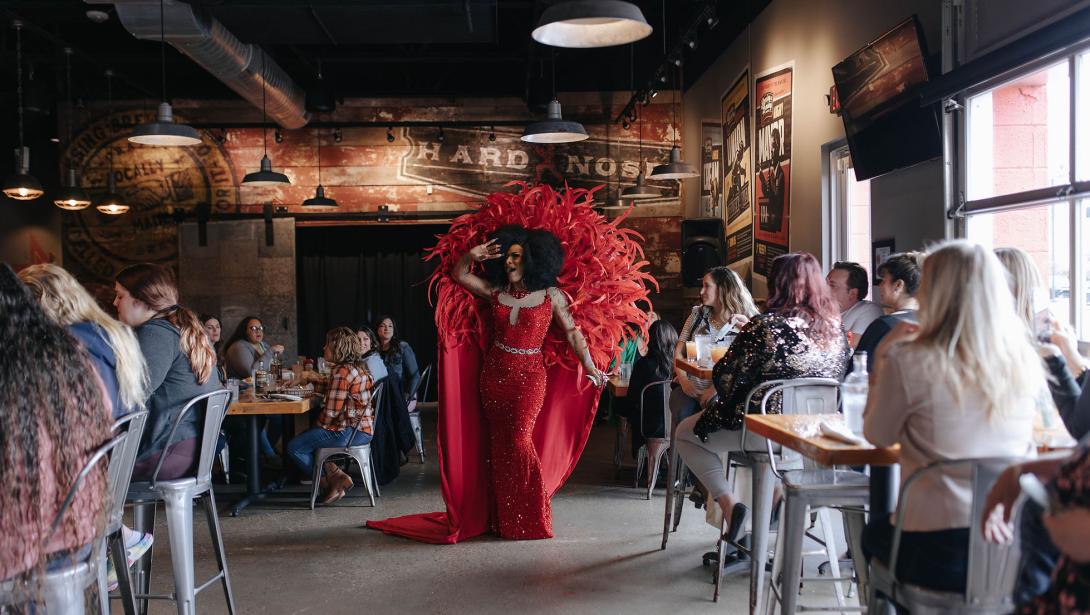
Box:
(684, 341), (698, 360)
(618, 363), (633, 386)
(694, 334), (714, 367)
(710, 345), (730, 363)
(226, 378), (240, 405)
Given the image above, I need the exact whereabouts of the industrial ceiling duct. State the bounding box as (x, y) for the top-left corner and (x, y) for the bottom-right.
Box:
(89, 0), (308, 129)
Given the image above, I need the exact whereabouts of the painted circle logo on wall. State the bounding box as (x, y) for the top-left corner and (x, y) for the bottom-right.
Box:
(63, 109), (238, 284)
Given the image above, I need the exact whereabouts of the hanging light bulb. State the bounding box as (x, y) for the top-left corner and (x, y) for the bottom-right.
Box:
(650, 64), (698, 180)
(95, 70), (128, 215)
(303, 118), (337, 207)
(129, 0), (200, 146)
(54, 48), (91, 210)
(531, 1), (652, 48)
(96, 172), (129, 215)
(3, 21), (44, 201)
(243, 50), (291, 186)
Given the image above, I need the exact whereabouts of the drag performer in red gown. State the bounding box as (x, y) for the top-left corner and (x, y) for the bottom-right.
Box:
(367, 183), (655, 543)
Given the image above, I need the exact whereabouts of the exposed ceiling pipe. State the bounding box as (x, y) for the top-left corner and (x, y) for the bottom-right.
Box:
(86, 0), (308, 129)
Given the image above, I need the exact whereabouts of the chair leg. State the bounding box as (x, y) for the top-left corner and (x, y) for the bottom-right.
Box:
(97, 540), (110, 615)
(350, 450), (377, 507)
(713, 515), (729, 602)
(370, 448), (381, 498)
(219, 440), (230, 485)
(778, 494), (809, 615)
(844, 507), (869, 606)
(201, 491), (237, 615)
(132, 502), (156, 615)
(671, 455), (687, 532)
(816, 507), (846, 607)
(161, 490), (197, 615)
(646, 440), (668, 500)
(110, 530), (138, 615)
(634, 445), (647, 489)
(749, 461), (775, 615)
(765, 500), (786, 615)
(409, 413), (424, 462)
(43, 569), (87, 615)
(309, 453), (327, 510)
(661, 454), (674, 550)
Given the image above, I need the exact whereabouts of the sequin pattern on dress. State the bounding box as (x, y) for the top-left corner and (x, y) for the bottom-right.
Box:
(694, 313), (850, 440)
(479, 288), (555, 540)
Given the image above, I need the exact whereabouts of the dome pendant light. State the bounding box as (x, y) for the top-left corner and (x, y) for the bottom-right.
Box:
(243, 50), (291, 187)
(96, 70), (129, 215)
(522, 53), (588, 144)
(303, 118), (337, 207)
(650, 64), (698, 180)
(531, 1), (653, 48)
(129, 0), (200, 146)
(3, 21), (44, 201)
(55, 48), (91, 210)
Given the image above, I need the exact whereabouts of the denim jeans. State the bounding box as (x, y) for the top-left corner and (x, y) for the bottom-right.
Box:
(286, 427), (372, 476)
(1014, 499), (1059, 606)
(862, 516), (970, 593)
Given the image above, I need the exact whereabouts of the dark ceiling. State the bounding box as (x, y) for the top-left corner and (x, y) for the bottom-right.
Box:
(0, 0), (769, 110)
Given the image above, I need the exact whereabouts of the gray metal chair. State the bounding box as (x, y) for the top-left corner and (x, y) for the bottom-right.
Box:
(867, 456), (1027, 614)
(752, 378), (870, 614)
(309, 382), (385, 508)
(98, 409), (149, 615)
(127, 389), (236, 615)
(408, 364), (432, 462)
(0, 432), (128, 614)
(660, 386), (695, 550)
(633, 379), (672, 499)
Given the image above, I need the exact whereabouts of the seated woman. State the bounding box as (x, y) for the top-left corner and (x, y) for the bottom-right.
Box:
(0, 264), (112, 582)
(286, 327), (375, 505)
(676, 253), (850, 542)
(376, 315), (420, 409)
(863, 240), (1044, 593)
(199, 313), (225, 380)
(672, 266), (759, 423)
(356, 326), (389, 382)
(357, 324), (413, 484)
(223, 315), (286, 465)
(114, 263), (221, 481)
(616, 320), (678, 457)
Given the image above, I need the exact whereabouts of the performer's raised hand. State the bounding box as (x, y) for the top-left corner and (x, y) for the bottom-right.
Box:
(469, 238), (503, 263)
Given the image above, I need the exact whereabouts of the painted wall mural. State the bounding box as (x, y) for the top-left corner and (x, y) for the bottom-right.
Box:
(62, 100), (683, 291)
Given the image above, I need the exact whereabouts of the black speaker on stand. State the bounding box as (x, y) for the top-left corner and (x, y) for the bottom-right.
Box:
(681, 218), (726, 287)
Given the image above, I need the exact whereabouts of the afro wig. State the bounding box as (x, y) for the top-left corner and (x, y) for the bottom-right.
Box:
(482, 224), (564, 292)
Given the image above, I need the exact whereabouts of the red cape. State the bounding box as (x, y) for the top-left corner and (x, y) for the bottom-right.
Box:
(365, 339), (598, 543)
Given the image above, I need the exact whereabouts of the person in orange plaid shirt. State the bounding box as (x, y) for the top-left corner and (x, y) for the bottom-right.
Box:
(286, 326), (374, 504)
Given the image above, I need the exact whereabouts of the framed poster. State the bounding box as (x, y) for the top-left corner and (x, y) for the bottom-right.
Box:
(753, 62), (793, 278)
(721, 68), (753, 287)
(872, 238), (895, 283)
(701, 122), (723, 218)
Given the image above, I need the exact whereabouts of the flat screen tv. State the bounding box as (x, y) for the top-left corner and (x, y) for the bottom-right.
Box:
(832, 16), (941, 181)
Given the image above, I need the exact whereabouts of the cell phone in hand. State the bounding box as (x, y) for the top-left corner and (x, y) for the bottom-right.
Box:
(1019, 473), (1057, 514)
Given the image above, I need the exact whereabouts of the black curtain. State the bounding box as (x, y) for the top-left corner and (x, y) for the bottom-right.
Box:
(295, 225), (445, 372)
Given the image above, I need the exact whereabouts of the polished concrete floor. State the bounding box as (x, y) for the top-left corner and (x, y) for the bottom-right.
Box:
(120, 412), (852, 615)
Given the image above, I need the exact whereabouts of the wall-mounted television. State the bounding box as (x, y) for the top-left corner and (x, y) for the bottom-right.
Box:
(832, 16), (941, 181)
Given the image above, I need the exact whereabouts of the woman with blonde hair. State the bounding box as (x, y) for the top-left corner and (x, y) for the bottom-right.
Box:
(862, 240), (1045, 593)
(672, 266), (759, 422)
(19, 264), (148, 419)
(114, 263), (220, 481)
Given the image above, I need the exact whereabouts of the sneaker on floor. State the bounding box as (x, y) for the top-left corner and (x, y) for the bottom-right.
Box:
(126, 532), (154, 566)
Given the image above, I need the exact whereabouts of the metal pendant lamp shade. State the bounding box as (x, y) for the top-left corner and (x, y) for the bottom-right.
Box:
(130, 102), (201, 146)
(532, 1), (653, 48)
(4, 147), (44, 201)
(622, 170), (660, 198)
(650, 145), (699, 180)
(303, 184), (337, 207)
(54, 169), (92, 210)
(522, 99), (588, 143)
(96, 173), (129, 215)
(243, 154), (291, 186)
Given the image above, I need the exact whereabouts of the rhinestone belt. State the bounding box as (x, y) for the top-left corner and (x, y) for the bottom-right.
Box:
(494, 340), (541, 355)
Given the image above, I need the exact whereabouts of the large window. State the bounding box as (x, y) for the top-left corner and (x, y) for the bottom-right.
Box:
(963, 48), (1090, 337)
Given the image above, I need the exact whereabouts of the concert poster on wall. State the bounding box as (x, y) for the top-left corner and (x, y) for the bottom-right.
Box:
(700, 122), (723, 218)
(720, 68), (753, 286)
(753, 62), (793, 278)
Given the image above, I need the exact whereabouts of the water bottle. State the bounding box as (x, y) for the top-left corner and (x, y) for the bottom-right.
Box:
(842, 353), (869, 435)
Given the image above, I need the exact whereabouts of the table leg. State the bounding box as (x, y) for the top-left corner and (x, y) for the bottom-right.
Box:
(749, 459), (774, 615)
(230, 415), (263, 516)
(869, 465), (899, 521)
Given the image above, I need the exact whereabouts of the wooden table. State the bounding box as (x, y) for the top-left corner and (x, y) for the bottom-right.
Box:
(227, 392), (317, 516)
(744, 413), (900, 466)
(674, 356), (713, 380)
(608, 378), (628, 398)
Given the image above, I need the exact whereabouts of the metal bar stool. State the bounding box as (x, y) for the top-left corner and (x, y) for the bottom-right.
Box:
(309, 383), (385, 508)
(127, 389), (236, 615)
(408, 365), (433, 462)
(98, 410), (149, 615)
(633, 379), (673, 499)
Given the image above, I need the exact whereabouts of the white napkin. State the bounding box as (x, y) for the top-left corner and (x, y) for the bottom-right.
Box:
(819, 420), (869, 446)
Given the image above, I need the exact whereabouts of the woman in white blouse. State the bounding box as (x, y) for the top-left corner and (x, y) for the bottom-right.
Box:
(862, 240), (1044, 593)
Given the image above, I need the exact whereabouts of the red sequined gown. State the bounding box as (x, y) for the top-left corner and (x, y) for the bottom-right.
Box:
(479, 289), (554, 540)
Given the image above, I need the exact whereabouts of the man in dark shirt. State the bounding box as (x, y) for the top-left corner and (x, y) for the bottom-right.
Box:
(852, 252), (925, 371)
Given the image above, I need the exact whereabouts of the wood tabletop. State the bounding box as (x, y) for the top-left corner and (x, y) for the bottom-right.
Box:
(674, 356), (713, 380)
(744, 413), (901, 466)
(228, 392), (316, 416)
(608, 377), (628, 398)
